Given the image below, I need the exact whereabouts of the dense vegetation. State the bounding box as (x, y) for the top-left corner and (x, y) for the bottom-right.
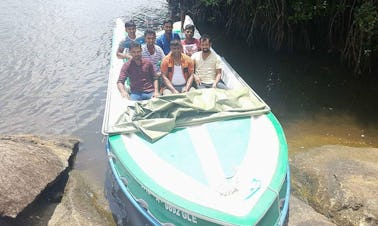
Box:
(170, 0), (378, 75)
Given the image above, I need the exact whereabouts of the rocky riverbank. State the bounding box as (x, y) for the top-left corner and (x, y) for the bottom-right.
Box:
(1, 135), (376, 225)
(290, 145), (378, 226)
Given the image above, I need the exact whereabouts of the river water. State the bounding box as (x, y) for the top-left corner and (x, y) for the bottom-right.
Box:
(1, 0), (377, 225)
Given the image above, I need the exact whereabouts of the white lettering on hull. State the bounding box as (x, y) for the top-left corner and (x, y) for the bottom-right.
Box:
(164, 203), (198, 224)
(140, 185), (198, 224)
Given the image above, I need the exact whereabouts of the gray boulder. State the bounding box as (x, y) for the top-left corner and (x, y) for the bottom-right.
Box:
(291, 145), (378, 226)
(48, 170), (116, 226)
(0, 134), (79, 218)
(289, 195), (336, 226)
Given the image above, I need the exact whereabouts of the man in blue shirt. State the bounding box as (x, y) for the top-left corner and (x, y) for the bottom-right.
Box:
(156, 19), (180, 55)
(117, 20), (145, 60)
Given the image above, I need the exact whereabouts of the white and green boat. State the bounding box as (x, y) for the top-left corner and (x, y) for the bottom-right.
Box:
(102, 16), (290, 226)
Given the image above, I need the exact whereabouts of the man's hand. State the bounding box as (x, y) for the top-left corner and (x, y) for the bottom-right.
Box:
(120, 91), (129, 99)
(154, 72), (162, 80)
(194, 75), (201, 86)
(172, 89), (179, 94)
(153, 91), (160, 98)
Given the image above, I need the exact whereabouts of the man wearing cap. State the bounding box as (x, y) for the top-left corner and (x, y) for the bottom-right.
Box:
(117, 20), (145, 60)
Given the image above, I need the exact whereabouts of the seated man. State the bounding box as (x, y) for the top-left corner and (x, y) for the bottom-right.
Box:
(156, 19), (181, 55)
(141, 29), (165, 74)
(191, 34), (227, 89)
(160, 39), (194, 95)
(116, 20), (145, 60)
(117, 42), (160, 101)
(181, 24), (200, 57)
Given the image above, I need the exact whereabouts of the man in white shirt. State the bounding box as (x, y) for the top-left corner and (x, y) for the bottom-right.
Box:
(160, 39), (194, 95)
(191, 34), (227, 89)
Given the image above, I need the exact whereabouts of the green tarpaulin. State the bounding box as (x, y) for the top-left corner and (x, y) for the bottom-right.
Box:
(109, 88), (270, 142)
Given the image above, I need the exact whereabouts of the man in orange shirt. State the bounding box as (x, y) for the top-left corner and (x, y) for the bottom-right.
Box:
(160, 39), (194, 95)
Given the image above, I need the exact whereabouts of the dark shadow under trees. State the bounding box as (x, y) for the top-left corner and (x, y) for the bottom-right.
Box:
(171, 0), (378, 76)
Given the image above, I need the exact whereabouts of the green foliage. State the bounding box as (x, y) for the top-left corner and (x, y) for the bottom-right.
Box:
(288, 0), (329, 23)
(289, 1), (314, 23)
(200, 0), (221, 6)
(354, 2), (378, 59)
(355, 2), (378, 34)
(176, 0), (378, 74)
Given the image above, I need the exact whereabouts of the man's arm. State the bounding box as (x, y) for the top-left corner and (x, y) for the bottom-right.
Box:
(212, 68), (222, 88)
(162, 72), (178, 94)
(183, 58), (195, 92)
(183, 74), (194, 92)
(116, 40), (132, 60)
(148, 62), (160, 97)
(153, 79), (160, 97)
(117, 82), (129, 99)
(117, 63), (130, 98)
(191, 54), (201, 85)
(116, 46), (132, 60)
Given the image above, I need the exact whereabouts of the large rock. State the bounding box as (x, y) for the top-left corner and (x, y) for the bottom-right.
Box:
(289, 195), (336, 226)
(290, 145), (378, 226)
(48, 170), (116, 226)
(0, 134), (79, 218)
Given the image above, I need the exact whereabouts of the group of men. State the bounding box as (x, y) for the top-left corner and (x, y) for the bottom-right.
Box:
(117, 19), (226, 101)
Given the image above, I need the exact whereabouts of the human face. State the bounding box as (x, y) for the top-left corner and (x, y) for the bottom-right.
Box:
(201, 39), (211, 53)
(129, 46), (142, 61)
(184, 29), (194, 40)
(170, 45), (182, 58)
(126, 26), (136, 37)
(163, 22), (173, 35)
(145, 33), (156, 47)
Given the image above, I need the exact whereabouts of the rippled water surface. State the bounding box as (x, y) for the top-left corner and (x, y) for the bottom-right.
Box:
(1, 0), (168, 223)
(0, 0), (168, 134)
(1, 0), (170, 178)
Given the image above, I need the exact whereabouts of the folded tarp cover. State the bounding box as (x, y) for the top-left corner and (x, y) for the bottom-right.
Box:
(109, 88), (270, 142)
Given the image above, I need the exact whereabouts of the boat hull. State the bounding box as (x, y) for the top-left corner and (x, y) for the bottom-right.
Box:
(106, 113), (290, 226)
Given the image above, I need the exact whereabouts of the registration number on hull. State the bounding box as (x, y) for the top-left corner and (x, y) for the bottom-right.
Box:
(164, 202), (198, 224)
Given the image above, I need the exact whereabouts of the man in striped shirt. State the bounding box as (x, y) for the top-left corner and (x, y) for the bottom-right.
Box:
(141, 29), (165, 74)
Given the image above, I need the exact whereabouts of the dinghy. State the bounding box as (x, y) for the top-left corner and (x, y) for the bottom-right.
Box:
(102, 15), (290, 226)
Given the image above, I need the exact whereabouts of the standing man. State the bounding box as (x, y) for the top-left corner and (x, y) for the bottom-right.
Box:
(142, 29), (165, 74)
(156, 19), (181, 55)
(160, 39), (194, 94)
(117, 20), (145, 60)
(117, 42), (160, 100)
(191, 34), (227, 89)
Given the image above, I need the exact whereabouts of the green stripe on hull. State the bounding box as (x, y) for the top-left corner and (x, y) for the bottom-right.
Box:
(206, 117), (251, 178)
(138, 128), (208, 185)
